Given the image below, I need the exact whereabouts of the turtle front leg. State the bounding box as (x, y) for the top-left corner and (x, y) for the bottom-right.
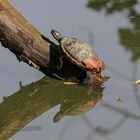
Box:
(85, 71), (94, 84)
(57, 56), (63, 70)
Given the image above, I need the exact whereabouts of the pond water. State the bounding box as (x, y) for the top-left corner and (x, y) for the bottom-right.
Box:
(0, 0), (140, 140)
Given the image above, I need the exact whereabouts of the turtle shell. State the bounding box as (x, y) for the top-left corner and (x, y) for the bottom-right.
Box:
(60, 37), (100, 70)
(51, 29), (104, 73)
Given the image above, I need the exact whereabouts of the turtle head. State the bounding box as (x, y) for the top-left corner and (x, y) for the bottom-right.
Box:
(92, 60), (105, 78)
(51, 29), (63, 42)
(91, 59), (105, 76)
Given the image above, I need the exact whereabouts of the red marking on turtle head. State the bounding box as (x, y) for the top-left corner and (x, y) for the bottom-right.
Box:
(82, 57), (104, 72)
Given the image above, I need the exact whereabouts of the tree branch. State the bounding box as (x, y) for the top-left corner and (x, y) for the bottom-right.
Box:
(0, 0), (87, 82)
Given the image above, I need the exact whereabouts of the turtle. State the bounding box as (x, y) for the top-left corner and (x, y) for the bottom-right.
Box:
(51, 29), (104, 81)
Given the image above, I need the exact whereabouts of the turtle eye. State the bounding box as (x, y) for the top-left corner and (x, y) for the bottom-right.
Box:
(98, 61), (102, 66)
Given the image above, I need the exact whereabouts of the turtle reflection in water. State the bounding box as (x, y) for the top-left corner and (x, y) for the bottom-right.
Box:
(51, 30), (105, 83)
(53, 93), (102, 122)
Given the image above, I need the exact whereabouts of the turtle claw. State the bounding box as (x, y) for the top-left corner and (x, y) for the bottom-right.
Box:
(84, 71), (94, 84)
(100, 72), (105, 78)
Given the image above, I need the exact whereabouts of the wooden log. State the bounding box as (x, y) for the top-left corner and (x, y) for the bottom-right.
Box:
(0, 0), (86, 82)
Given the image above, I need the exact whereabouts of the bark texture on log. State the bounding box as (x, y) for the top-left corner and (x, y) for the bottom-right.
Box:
(0, 0), (86, 82)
